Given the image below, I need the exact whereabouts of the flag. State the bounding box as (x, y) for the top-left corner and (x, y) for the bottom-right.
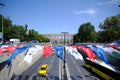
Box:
(55, 46), (64, 60)
(43, 46), (53, 58)
(0, 47), (9, 56)
(6, 45), (18, 56)
(7, 45), (32, 67)
(48, 46), (53, 56)
(87, 45), (109, 64)
(72, 45), (77, 48)
(43, 46), (49, 58)
(97, 48), (109, 64)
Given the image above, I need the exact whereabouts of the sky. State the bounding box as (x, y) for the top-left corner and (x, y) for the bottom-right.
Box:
(0, 0), (120, 34)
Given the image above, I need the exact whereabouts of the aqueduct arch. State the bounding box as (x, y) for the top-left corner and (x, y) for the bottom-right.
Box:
(42, 34), (73, 45)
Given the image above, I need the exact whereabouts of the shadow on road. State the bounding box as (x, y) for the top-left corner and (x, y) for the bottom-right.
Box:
(10, 74), (30, 80)
(46, 72), (59, 80)
(0, 61), (7, 72)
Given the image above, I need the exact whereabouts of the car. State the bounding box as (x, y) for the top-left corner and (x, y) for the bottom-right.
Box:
(38, 64), (48, 77)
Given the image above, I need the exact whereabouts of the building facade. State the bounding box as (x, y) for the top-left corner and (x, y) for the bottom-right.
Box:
(42, 34), (73, 45)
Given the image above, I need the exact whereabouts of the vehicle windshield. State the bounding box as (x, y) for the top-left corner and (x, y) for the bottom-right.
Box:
(41, 67), (46, 70)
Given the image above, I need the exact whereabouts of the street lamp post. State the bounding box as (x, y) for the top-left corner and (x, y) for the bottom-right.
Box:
(0, 3), (5, 43)
(118, 5), (120, 29)
(61, 32), (68, 80)
(2, 15), (3, 43)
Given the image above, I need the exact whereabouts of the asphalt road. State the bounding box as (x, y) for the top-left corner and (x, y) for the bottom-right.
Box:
(13, 54), (60, 80)
(12, 49), (100, 80)
(29, 54), (60, 80)
(66, 51), (100, 80)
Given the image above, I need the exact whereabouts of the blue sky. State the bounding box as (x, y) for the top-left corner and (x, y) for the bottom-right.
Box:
(0, 0), (120, 34)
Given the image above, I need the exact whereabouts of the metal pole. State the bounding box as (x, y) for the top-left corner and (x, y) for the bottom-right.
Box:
(63, 32), (65, 67)
(118, 5), (120, 31)
(0, 3), (5, 43)
(2, 15), (3, 42)
(61, 32), (68, 80)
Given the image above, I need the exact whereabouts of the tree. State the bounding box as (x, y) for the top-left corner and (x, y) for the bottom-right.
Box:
(77, 22), (95, 42)
(98, 14), (120, 42)
(89, 31), (98, 42)
(73, 34), (80, 43)
(0, 16), (13, 41)
(28, 29), (38, 40)
(99, 14), (120, 30)
(0, 15), (55, 42)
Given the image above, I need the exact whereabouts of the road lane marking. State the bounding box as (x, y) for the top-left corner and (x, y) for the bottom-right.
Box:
(29, 57), (46, 80)
(76, 65), (85, 80)
(59, 58), (61, 80)
(70, 54), (86, 80)
(29, 74), (35, 80)
(49, 55), (55, 71)
(66, 63), (71, 80)
(45, 55), (55, 80)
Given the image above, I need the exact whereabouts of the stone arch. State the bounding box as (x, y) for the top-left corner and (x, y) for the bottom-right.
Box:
(41, 33), (73, 45)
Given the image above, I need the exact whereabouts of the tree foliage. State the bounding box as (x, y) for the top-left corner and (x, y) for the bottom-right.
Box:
(0, 14), (49, 42)
(74, 22), (96, 43)
(1, 13), (120, 43)
(73, 14), (120, 43)
(99, 15), (120, 30)
(98, 14), (120, 42)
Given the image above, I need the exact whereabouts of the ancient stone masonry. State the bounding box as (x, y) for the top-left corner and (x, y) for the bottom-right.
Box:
(42, 34), (73, 45)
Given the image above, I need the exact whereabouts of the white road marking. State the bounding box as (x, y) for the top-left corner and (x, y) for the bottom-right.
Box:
(70, 54), (85, 80)
(59, 59), (61, 80)
(44, 55), (55, 80)
(29, 74), (35, 80)
(29, 57), (46, 80)
(66, 63), (71, 80)
(49, 55), (55, 71)
(76, 65), (85, 80)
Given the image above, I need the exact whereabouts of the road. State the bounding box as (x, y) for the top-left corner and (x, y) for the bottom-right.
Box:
(12, 51), (100, 80)
(13, 54), (60, 80)
(30, 54), (60, 80)
(66, 51), (100, 80)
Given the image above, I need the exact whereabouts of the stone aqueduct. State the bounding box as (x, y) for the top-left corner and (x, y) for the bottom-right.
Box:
(42, 34), (73, 45)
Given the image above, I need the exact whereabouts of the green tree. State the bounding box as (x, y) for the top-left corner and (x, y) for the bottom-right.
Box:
(0, 15), (12, 32)
(34, 34), (49, 42)
(28, 29), (38, 40)
(99, 15), (120, 30)
(98, 14), (120, 42)
(0, 15), (52, 42)
(89, 31), (98, 42)
(73, 34), (81, 43)
(78, 22), (95, 42)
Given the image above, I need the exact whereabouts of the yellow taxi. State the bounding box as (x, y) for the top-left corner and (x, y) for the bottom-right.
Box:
(38, 64), (48, 77)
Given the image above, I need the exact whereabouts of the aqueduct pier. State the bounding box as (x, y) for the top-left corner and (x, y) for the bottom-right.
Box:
(42, 34), (73, 45)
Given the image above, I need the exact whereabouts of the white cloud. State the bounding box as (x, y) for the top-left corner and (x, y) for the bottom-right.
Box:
(96, 0), (119, 5)
(73, 9), (97, 15)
